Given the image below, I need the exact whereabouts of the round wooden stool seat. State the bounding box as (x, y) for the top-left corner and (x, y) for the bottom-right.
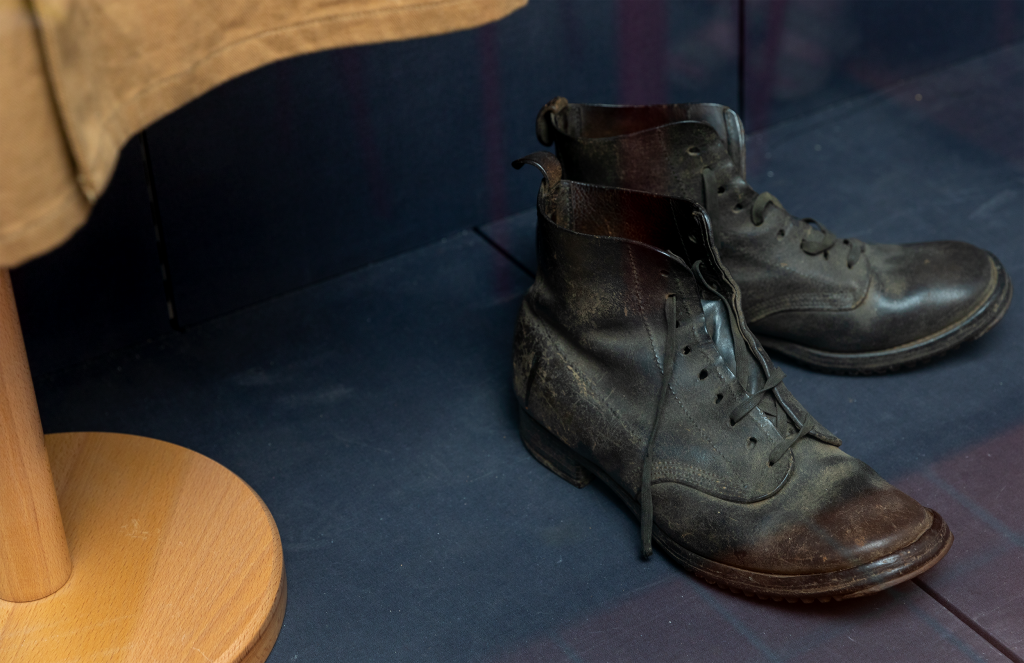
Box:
(0, 431), (286, 662)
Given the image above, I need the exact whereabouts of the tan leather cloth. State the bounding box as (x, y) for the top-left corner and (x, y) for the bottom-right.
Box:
(0, 0), (526, 268)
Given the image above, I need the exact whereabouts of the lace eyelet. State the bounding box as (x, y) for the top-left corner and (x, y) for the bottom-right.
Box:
(717, 186), (725, 194)
(682, 345), (691, 355)
(660, 269), (670, 277)
(715, 393), (723, 403)
(698, 369), (709, 380)
(733, 203), (744, 212)
(776, 229), (785, 239)
(687, 146), (701, 156)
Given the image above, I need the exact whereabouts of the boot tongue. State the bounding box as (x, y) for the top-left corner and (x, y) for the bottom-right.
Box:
(676, 105), (747, 180)
(701, 299), (736, 376)
(690, 262), (762, 395)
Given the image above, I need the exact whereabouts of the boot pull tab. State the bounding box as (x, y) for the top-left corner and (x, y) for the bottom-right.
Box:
(535, 97), (569, 146)
(513, 152), (563, 222)
(512, 152), (562, 187)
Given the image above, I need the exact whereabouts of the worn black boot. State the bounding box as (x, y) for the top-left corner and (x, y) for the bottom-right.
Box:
(511, 151), (952, 601)
(535, 98), (1012, 374)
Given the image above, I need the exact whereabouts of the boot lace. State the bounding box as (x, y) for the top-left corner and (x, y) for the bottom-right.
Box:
(702, 168), (864, 269)
(638, 265), (816, 559)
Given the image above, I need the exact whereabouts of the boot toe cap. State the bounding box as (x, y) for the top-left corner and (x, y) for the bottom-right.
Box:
(746, 479), (933, 575)
(864, 241), (999, 344)
(655, 448), (933, 576)
(751, 241), (1003, 354)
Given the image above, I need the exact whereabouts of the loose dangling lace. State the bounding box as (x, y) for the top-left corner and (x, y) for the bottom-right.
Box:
(640, 294), (677, 559)
(638, 264), (817, 558)
(701, 168), (864, 268)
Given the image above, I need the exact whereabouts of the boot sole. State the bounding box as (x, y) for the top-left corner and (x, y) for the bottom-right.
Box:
(756, 256), (1012, 375)
(518, 405), (953, 602)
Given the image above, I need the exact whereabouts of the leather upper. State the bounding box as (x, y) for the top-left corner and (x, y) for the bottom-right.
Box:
(512, 166), (932, 574)
(540, 99), (1002, 355)
(755, 242), (998, 352)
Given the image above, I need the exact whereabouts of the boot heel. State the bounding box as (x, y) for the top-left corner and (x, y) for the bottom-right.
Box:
(518, 406), (592, 488)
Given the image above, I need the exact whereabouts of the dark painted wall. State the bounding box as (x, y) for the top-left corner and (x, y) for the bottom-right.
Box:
(141, 0), (739, 326)
(743, 0), (1024, 131)
(10, 137), (168, 376)
(11, 0), (1021, 374)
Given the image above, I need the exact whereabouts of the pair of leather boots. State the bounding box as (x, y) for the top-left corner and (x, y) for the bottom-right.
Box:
(510, 99), (1013, 602)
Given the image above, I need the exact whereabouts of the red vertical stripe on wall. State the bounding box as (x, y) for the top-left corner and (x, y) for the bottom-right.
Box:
(617, 0), (669, 105)
(335, 49), (391, 221)
(478, 24), (508, 224)
(996, 0), (1019, 45)
(746, 0), (788, 132)
(477, 24), (521, 300)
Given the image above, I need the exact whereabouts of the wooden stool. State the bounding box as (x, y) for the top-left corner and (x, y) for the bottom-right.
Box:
(0, 270), (286, 661)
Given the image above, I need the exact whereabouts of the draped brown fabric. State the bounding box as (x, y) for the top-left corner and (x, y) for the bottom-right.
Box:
(0, 0), (527, 267)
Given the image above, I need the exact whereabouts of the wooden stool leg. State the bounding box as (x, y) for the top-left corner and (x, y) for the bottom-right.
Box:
(0, 268), (284, 662)
(0, 269), (71, 602)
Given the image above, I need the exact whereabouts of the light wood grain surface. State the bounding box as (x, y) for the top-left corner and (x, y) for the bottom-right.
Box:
(0, 270), (72, 602)
(0, 431), (286, 662)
